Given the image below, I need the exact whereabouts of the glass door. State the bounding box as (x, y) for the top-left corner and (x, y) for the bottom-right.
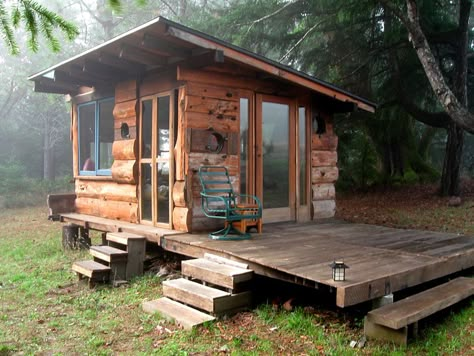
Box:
(139, 92), (174, 227)
(256, 95), (296, 223)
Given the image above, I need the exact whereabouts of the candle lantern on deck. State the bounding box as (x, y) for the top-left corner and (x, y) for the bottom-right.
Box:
(330, 260), (349, 281)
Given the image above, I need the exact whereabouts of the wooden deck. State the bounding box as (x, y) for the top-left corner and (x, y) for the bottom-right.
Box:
(60, 213), (474, 307)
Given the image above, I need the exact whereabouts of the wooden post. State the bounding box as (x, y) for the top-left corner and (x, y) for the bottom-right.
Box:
(79, 227), (92, 249)
(101, 232), (107, 245)
(62, 224), (79, 250)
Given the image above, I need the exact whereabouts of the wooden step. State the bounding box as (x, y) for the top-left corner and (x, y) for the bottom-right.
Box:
(182, 258), (253, 289)
(72, 260), (110, 281)
(365, 277), (474, 344)
(106, 232), (146, 279)
(163, 278), (252, 314)
(89, 245), (128, 263)
(106, 232), (146, 247)
(142, 297), (215, 330)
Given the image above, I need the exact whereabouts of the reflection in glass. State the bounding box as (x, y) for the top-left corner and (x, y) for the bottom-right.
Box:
(98, 100), (114, 170)
(142, 100), (152, 158)
(262, 102), (289, 208)
(240, 98), (249, 195)
(78, 103), (96, 171)
(158, 96), (170, 156)
(141, 163), (152, 221)
(157, 161), (170, 223)
(299, 107), (307, 205)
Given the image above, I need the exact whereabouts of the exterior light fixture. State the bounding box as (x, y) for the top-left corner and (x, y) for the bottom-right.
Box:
(330, 260), (349, 281)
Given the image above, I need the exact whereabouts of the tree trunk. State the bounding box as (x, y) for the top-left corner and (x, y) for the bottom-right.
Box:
(440, 124), (464, 196)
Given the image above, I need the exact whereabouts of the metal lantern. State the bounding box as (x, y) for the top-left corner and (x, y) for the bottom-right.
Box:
(330, 260), (349, 281)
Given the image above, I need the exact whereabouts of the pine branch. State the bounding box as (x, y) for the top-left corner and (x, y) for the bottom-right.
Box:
(0, 2), (18, 54)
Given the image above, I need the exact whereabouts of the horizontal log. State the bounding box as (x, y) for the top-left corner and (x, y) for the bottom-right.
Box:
(172, 207), (192, 232)
(190, 215), (222, 233)
(115, 80), (137, 103)
(115, 126), (137, 141)
(312, 199), (336, 219)
(312, 134), (338, 151)
(75, 180), (138, 203)
(186, 82), (239, 102)
(184, 112), (239, 132)
(140, 70), (179, 97)
(113, 100), (138, 127)
(191, 174), (238, 199)
(312, 183), (336, 201)
(112, 139), (138, 160)
(75, 197), (138, 222)
(187, 152), (239, 176)
(311, 150), (337, 167)
(311, 166), (339, 184)
(172, 181), (187, 207)
(185, 95), (239, 117)
(111, 160), (138, 184)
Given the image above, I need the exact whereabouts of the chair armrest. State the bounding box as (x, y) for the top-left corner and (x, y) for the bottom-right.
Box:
(200, 192), (232, 218)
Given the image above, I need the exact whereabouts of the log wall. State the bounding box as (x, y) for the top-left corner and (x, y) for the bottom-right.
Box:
(174, 78), (242, 232)
(74, 80), (139, 222)
(311, 114), (338, 219)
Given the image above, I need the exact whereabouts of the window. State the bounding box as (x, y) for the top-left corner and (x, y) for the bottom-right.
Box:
(78, 98), (114, 175)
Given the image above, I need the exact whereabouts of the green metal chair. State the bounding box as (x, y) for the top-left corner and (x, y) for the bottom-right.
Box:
(199, 166), (262, 240)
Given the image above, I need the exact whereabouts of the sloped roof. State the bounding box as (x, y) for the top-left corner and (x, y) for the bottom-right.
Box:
(29, 16), (375, 113)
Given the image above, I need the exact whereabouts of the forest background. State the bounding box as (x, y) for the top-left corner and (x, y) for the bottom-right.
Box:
(1, 0), (473, 208)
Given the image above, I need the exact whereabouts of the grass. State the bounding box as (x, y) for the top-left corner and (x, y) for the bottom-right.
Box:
(0, 206), (473, 354)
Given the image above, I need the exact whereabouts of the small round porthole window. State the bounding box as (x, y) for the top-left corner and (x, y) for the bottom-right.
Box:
(206, 132), (226, 153)
(120, 123), (130, 139)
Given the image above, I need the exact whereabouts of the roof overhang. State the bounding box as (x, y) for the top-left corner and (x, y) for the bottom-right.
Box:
(29, 17), (376, 113)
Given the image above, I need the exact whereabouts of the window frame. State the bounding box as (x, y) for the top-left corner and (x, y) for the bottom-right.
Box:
(78, 97), (115, 176)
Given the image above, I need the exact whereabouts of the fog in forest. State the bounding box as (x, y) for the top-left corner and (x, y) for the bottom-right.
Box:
(1, 0), (473, 208)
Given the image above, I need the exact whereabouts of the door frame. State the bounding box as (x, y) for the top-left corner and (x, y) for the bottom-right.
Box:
(255, 94), (297, 223)
(138, 91), (175, 229)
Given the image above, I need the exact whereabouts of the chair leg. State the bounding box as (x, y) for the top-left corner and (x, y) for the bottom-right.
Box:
(209, 223), (251, 241)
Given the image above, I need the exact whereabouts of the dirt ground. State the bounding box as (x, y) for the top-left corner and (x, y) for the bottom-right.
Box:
(336, 179), (474, 235)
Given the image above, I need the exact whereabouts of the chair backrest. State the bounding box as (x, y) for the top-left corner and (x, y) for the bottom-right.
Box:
(198, 166), (236, 201)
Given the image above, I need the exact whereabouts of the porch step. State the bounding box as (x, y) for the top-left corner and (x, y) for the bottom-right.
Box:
(182, 258), (253, 289)
(72, 260), (110, 281)
(163, 278), (252, 314)
(142, 297), (215, 330)
(90, 245), (128, 263)
(364, 277), (474, 345)
(106, 231), (146, 247)
(106, 232), (146, 279)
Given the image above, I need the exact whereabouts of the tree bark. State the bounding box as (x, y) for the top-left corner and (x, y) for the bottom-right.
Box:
(380, 0), (474, 133)
(441, 124), (464, 196)
(439, 0), (470, 196)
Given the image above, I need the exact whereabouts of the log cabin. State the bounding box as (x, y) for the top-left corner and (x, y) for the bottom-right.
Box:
(29, 17), (376, 233)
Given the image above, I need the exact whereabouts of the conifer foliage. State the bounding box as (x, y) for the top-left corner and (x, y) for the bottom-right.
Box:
(0, 0), (79, 54)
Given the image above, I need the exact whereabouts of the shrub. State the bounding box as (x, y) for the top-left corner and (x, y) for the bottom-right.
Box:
(0, 161), (73, 208)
